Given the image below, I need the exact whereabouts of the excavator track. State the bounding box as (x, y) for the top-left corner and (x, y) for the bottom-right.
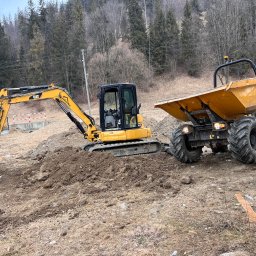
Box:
(84, 140), (162, 157)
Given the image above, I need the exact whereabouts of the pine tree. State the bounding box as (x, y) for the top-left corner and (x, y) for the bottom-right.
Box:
(146, 0), (154, 23)
(247, 0), (256, 31)
(89, 7), (115, 54)
(50, 6), (71, 91)
(68, 0), (87, 90)
(0, 23), (12, 86)
(42, 2), (58, 84)
(85, 0), (107, 12)
(27, 0), (38, 39)
(191, 0), (201, 14)
(18, 45), (28, 86)
(150, 3), (180, 74)
(165, 7), (180, 74)
(38, 0), (47, 33)
(127, 0), (148, 55)
(150, 5), (166, 73)
(27, 24), (45, 85)
(247, 0), (256, 61)
(181, 0), (201, 77)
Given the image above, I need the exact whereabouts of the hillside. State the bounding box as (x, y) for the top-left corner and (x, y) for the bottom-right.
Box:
(0, 75), (255, 256)
(1, 0), (255, 96)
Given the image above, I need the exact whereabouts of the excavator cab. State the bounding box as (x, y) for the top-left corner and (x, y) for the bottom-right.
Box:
(99, 84), (139, 131)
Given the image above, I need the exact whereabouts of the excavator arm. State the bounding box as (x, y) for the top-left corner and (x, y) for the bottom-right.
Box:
(0, 84), (101, 142)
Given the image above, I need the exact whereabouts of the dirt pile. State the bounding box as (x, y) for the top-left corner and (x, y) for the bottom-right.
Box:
(143, 116), (158, 130)
(27, 127), (86, 159)
(26, 147), (184, 193)
(152, 116), (181, 143)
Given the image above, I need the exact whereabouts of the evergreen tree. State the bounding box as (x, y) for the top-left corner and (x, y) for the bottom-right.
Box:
(18, 11), (30, 52)
(146, 0), (154, 24)
(42, 2), (58, 83)
(0, 23), (12, 86)
(165, 7), (180, 74)
(247, 0), (256, 61)
(127, 0), (148, 55)
(67, 0), (87, 90)
(89, 7), (115, 54)
(85, 0), (107, 12)
(181, 0), (201, 76)
(191, 0), (201, 14)
(50, 6), (71, 91)
(27, 0), (39, 39)
(27, 24), (45, 85)
(248, 0), (256, 31)
(18, 45), (28, 86)
(38, 0), (47, 33)
(150, 4), (180, 74)
(150, 5), (166, 73)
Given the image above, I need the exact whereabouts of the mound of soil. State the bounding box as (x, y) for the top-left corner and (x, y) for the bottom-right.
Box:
(22, 115), (185, 195)
(25, 147), (183, 194)
(143, 117), (158, 130)
(27, 127), (87, 160)
(153, 116), (181, 143)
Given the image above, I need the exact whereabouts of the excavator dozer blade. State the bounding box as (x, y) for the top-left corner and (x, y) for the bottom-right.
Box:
(84, 140), (162, 157)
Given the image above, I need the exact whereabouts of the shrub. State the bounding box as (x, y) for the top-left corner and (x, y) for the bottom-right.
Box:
(88, 42), (152, 96)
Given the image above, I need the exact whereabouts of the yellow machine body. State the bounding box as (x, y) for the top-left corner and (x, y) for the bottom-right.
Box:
(155, 78), (256, 121)
(100, 125), (151, 142)
(0, 85), (151, 142)
(0, 84), (161, 157)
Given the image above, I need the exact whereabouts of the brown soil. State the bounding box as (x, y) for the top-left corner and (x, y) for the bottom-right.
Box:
(0, 75), (256, 256)
(26, 127), (86, 160)
(24, 147), (181, 193)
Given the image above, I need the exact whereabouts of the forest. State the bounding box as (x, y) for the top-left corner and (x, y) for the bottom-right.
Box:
(0, 0), (256, 95)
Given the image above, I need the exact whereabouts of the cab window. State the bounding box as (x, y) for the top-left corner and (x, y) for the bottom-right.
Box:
(123, 88), (137, 128)
(104, 89), (121, 130)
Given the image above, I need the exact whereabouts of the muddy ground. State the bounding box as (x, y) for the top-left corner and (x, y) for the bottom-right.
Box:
(1, 77), (256, 256)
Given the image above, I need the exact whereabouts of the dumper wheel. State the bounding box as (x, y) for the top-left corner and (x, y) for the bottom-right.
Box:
(228, 116), (256, 164)
(171, 126), (202, 163)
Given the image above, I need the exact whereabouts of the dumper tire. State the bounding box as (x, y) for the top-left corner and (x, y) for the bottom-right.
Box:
(228, 116), (256, 164)
(170, 126), (202, 163)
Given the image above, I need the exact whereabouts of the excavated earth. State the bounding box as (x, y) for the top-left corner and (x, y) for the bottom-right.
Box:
(1, 101), (256, 255)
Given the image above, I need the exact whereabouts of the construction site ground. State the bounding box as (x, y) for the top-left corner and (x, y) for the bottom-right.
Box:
(1, 74), (256, 256)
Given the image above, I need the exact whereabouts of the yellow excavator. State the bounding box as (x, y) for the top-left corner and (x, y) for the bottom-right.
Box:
(0, 83), (161, 156)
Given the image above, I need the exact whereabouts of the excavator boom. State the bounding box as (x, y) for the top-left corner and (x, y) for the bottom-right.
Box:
(0, 84), (99, 141)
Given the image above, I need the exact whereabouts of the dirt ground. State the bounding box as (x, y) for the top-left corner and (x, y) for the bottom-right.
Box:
(0, 75), (256, 256)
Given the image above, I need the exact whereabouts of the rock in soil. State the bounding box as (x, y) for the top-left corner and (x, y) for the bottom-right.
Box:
(180, 175), (193, 185)
(219, 251), (250, 256)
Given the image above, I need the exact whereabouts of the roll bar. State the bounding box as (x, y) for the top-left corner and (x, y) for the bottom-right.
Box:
(214, 58), (256, 88)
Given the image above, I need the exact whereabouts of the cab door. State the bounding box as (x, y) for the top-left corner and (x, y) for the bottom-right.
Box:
(100, 87), (121, 131)
(121, 85), (138, 129)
